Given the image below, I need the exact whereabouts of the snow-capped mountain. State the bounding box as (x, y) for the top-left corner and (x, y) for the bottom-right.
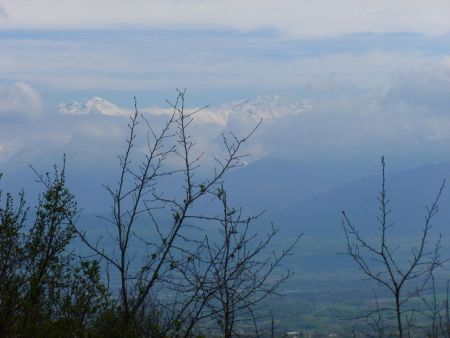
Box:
(59, 97), (131, 116)
(218, 95), (310, 122)
(59, 97), (228, 124)
(59, 95), (310, 124)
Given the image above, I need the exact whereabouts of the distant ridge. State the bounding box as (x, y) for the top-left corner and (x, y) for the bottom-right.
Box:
(58, 95), (310, 124)
(270, 162), (450, 236)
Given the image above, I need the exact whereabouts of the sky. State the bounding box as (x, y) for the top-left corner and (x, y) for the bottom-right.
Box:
(2, 0), (450, 176)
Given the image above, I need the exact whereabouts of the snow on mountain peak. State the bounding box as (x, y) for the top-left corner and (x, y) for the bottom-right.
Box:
(220, 95), (310, 122)
(59, 95), (310, 123)
(59, 97), (131, 116)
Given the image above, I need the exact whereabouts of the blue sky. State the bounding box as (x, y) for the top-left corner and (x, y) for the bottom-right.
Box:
(2, 1), (450, 173)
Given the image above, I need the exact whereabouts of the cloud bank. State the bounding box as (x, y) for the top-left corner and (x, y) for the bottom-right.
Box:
(2, 65), (450, 174)
(2, 1), (450, 38)
(0, 82), (43, 122)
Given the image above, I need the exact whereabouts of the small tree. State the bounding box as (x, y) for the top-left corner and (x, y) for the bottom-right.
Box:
(0, 178), (27, 336)
(22, 163), (78, 332)
(342, 157), (445, 337)
(0, 162), (109, 337)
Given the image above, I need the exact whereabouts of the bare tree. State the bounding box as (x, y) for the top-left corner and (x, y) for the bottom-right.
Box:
(166, 186), (300, 337)
(342, 156), (445, 338)
(74, 89), (283, 335)
(202, 187), (299, 337)
(440, 280), (450, 337)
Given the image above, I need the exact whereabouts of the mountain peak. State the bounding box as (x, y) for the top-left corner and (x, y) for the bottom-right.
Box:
(59, 97), (131, 116)
(59, 95), (311, 123)
(222, 95), (310, 121)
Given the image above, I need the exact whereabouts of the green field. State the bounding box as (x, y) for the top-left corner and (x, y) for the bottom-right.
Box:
(253, 235), (450, 337)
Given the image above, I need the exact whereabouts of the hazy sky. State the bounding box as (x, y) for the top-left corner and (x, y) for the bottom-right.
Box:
(1, 1), (450, 172)
(1, 1), (450, 101)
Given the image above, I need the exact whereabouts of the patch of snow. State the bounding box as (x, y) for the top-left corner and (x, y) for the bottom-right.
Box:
(59, 97), (131, 116)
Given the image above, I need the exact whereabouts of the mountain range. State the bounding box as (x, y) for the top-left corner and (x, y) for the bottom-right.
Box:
(58, 95), (310, 125)
(2, 95), (450, 239)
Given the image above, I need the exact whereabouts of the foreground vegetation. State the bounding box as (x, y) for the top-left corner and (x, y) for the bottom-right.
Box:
(0, 91), (298, 337)
(1, 92), (450, 337)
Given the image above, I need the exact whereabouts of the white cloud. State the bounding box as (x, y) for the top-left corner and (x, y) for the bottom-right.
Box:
(2, 1), (450, 38)
(0, 33), (440, 91)
(3, 65), (450, 172)
(0, 140), (22, 164)
(382, 67), (450, 114)
(0, 82), (43, 122)
(55, 65), (450, 165)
